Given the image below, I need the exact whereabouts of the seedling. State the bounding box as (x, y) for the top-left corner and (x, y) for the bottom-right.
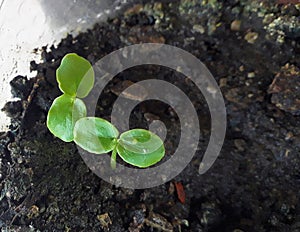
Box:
(47, 53), (165, 168)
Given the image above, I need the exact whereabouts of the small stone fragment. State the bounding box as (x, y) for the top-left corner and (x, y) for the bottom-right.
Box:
(231, 20), (241, 31)
(244, 32), (259, 44)
(263, 14), (275, 25)
(219, 78), (227, 88)
(193, 24), (205, 34)
(234, 139), (247, 151)
(285, 132), (294, 140)
(28, 205), (40, 218)
(97, 213), (112, 230)
(247, 72), (256, 78)
(144, 113), (160, 121)
(168, 182), (175, 195)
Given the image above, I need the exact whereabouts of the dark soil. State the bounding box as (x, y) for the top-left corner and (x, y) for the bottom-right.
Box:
(1, 1), (300, 231)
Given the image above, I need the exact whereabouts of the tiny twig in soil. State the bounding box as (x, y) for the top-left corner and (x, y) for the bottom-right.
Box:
(18, 75), (44, 138)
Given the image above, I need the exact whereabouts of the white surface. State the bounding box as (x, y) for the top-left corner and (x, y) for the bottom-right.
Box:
(0, 0), (128, 131)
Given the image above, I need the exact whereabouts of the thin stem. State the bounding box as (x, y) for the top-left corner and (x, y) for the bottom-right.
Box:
(110, 146), (117, 170)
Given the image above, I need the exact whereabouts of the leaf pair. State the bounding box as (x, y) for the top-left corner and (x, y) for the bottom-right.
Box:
(46, 53), (165, 168)
(47, 53), (94, 142)
(74, 117), (165, 168)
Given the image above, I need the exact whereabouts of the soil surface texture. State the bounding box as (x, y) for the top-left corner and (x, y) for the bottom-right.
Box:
(1, 1), (300, 231)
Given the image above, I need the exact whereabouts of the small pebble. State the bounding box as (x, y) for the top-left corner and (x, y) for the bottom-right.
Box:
(244, 32), (259, 44)
(97, 213), (112, 229)
(247, 72), (256, 78)
(231, 20), (241, 31)
(219, 78), (227, 88)
(234, 139), (246, 151)
(193, 24), (205, 34)
(285, 132), (293, 140)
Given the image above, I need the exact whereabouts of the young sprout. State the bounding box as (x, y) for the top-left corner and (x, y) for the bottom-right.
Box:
(47, 53), (165, 168)
(47, 53), (94, 142)
(73, 117), (165, 168)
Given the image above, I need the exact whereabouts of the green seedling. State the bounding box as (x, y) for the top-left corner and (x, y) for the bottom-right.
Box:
(47, 53), (165, 168)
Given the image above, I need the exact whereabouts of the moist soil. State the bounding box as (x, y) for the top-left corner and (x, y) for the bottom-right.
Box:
(1, 1), (300, 231)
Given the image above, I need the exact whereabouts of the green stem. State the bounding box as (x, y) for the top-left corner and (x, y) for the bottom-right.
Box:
(110, 146), (117, 170)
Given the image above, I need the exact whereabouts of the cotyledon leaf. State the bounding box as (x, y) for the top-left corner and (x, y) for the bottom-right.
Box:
(56, 53), (94, 98)
(117, 129), (165, 168)
(118, 129), (164, 154)
(73, 117), (119, 154)
(47, 94), (87, 142)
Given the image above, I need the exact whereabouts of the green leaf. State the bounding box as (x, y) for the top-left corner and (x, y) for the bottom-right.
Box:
(117, 129), (165, 168)
(73, 117), (119, 154)
(56, 53), (94, 98)
(47, 94), (87, 142)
